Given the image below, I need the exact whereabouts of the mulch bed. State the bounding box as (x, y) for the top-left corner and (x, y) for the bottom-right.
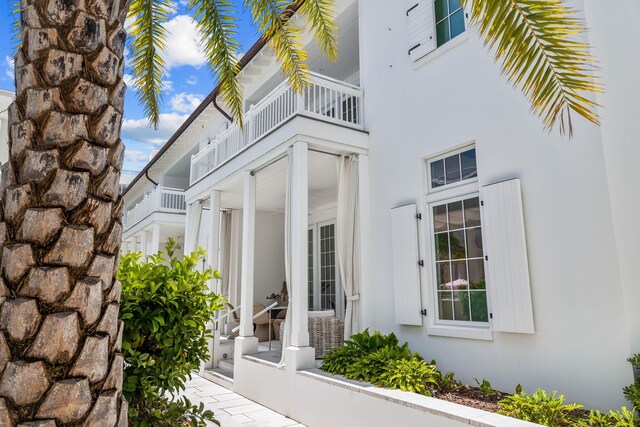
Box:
(432, 385), (508, 413)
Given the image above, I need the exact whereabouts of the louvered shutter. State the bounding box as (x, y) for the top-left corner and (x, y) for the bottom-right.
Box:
(481, 179), (535, 334)
(407, 0), (437, 61)
(391, 204), (423, 325)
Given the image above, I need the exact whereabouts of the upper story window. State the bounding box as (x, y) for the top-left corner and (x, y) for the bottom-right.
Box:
(407, 0), (467, 61)
(435, 0), (465, 47)
(428, 147), (477, 190)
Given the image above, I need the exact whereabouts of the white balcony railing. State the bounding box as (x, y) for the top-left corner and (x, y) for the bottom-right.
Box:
(123, 187), (186, 229)
(190, 72), (364, 184)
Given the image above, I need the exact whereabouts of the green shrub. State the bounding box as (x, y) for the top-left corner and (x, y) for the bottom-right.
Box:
(322, 329), (401, 376)
(378, 358), (440, 396)
(575, 407), (637, 427)
(119, 240), (224, 426)
(623, 354), (640, 422)
(475, 378), (498, 397)
(497, 389), (583, 427)
(345, 344), (412, 382)
(437, 371), (463, 392)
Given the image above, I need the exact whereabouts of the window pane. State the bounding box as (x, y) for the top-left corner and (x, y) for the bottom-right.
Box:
(448, 0), (462, 12)
(460, 149), (477, 180)
(468, 259), (485, 288)
(451, 260), (467, 285)
(430, 160), (445, 188)
(437, 262), (451, 289)
(470, 291), (488, 322)
(445, 155), (461, 184)
(453, 291), (471, 321)
(435, 0), (448, 22)
(433, 204), (448, 232)
(464, 197), (481, 227)
(438, 291), (454, 320)
(449, 230), (466, 259)
(447, 201), (464, 230)
(466, 227), (483, 258)
(450, 9), (465, 39)
(435, 233), (449, 261)
(436, 20), (450, 47)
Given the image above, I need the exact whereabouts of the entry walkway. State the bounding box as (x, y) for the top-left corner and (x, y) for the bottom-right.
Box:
(183, 375), (306, 427)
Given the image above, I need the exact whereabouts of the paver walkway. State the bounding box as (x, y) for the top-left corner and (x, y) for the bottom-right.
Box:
(182, 375), (306, 427)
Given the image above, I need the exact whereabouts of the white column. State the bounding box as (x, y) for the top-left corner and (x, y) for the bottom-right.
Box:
(285, 141), (315, 371)
(140, 230), (148, 261)
(208, 190), (222, 293)
(357, 153), (372, 330)
(150, 223), (161, 256)
(235, 171), (258, 356)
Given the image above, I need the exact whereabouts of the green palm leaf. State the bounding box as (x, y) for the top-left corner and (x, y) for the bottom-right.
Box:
(464, 0), (601, 135)
(297, 0), (339, 62)
(128, 0), (173, 127)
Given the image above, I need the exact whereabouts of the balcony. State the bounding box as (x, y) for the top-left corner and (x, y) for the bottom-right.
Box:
(190, 72), (364, 184)
(123, 187), (187, 229)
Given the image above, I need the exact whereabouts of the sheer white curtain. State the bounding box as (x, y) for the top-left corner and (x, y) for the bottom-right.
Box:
(186, 200), (203, 254)
(219, 210), (232, 297)
(279, 147), (294, 365)
(336, 155), (360, 338)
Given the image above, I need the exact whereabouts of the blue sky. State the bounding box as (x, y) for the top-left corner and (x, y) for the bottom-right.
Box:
(0, 2), (261, 172)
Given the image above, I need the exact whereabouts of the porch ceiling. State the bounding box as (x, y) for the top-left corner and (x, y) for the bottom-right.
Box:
(217, 151), (337, 213)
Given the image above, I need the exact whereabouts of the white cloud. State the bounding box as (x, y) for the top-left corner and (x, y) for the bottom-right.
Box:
(162, 15), (207, 70)
(169, 92), (204, 113)
(186, 75), (198, 85)
(5, 56), (14, 80)
(124, 149), (151, 163)
(123, 73), (136, 90)
(121, 112), (190, 145)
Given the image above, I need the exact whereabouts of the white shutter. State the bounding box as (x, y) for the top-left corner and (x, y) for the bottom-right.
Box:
(391, 204), (423, 325)
(481, 179), (535, 334)
(407, 0), (437, 61)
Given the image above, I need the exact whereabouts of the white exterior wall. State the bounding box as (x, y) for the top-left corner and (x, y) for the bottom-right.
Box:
(0, 90), (14, 166)
(359, 0), (634, 410)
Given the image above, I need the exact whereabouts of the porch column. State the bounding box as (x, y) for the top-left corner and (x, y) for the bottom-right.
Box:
(150, 223), (161, 256)
(357, 153), (372, 330)
(236, 171), (258, 356)
(208, 190), (222, 293)
(140, 230), (148, 261)
(285, 141), (315, 370)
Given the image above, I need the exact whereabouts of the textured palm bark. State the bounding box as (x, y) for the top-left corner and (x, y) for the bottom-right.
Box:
(0, 0), (130, 424)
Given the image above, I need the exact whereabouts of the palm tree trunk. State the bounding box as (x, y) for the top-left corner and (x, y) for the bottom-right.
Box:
(0, 0), (130, 424)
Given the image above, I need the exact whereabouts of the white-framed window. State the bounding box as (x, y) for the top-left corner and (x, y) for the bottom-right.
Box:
(407, 0), (468, 61)
(426, 145), (488, 327)
(308, 220), (344, 317)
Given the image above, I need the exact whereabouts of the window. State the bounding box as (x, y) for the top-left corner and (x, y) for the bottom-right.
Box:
(308, 229), (314, 310)
(308, 221), (343, 316)
(432, 196), (488, 323)
(435, 0), (465, 47)
(427, 145), (488, 326)
(428, 147), (477, 190)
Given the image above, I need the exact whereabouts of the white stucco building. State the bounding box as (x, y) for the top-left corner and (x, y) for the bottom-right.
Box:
(121, 0), (639, 423)
(0, 90), (14, 166)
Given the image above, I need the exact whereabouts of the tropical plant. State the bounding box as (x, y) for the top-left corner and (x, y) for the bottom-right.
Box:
(475, 378), (498, 397)
(345, 344), (412, 382)
(575, 407), (637, 427)
(378, 358), (441, 396)
(498, 389), (583, 426)
(623, 354), (640, 422)
(119, 241), (224, 426)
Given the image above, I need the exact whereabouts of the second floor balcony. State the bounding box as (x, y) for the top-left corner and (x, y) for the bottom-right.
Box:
(190, 72), (364, 184)
(123, 187), (187, 230)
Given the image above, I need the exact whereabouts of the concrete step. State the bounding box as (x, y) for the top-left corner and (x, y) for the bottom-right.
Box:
(218, 359), (234, 373)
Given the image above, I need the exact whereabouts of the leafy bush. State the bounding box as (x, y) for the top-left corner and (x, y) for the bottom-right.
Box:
(437, 371), (463, 392)
(623, 354), (640, 422)
(322, 329), (401, 376)
(119, 240), (224, 426)
(379, 358), (440, 396)
(575, 407), (637, 427)
(345, 344), (412, 382)
(475, 378), (498, 397)
(497, 389), (583, 427)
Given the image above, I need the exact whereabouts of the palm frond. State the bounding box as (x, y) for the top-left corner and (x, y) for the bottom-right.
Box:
(245, 0), (309, 92)
(189, 0), (244, 125)
(128, 0), (173, 127)
(297, 0), (338, 62)
(464, 0), (601, 136)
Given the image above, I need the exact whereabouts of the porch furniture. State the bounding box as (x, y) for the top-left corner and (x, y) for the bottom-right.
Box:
(278, 310), (344, 358)
(272, 309), (287, 341)
(253, 304), (272, 342)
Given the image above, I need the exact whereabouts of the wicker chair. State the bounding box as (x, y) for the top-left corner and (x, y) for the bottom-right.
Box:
(253, 304), (272, 342)
(279, 310), (344, 358)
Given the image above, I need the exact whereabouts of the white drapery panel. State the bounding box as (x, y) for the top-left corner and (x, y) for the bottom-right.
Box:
(336, 155), (360, 338)
(186, 200), (203, 254)
(280, 147), (294, 365)
(219, 210), (232, 297)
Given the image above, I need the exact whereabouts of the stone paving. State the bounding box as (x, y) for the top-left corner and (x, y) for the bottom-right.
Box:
(183, 375), (306, 427)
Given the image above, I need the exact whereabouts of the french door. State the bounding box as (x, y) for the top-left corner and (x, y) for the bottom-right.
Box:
(308, 220), (344, 318)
